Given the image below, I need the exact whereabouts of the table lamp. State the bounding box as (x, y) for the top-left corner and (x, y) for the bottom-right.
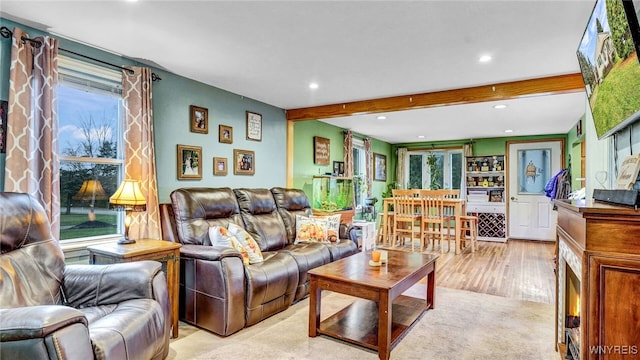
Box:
(109, 179), (146, 244)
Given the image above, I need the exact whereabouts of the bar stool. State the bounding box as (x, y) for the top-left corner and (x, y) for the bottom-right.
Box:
(459, 215), (478, 253)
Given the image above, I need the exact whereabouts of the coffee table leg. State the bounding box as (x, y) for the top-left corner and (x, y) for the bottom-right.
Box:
(309, 276), (320, 337)
(426, 266), (436, 309)
(378, 290), (392, 360)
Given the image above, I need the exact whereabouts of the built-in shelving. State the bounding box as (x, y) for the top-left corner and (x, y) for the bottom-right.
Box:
(465, 155), (507, 241)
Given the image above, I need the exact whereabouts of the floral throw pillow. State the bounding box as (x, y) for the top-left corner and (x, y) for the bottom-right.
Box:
(227, 223), (264, 264)
(209, 225), (250, 265)
(311, 214), (341, 243)
(295, 215), (329, 243)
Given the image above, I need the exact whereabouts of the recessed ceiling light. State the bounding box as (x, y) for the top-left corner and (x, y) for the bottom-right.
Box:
(377, 115), (387, 120)
(479, 55), (492, 63)
(417, 135), (425, 139)
(493, 104), (507, 109)
(504, 129), (513, 133)
(309, 82), (319, 90)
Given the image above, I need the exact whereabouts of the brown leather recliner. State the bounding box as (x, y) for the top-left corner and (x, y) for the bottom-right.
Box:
(234, 188), (332, 302)
(168, 187), (298, 336)
(0, 192), (170, 360)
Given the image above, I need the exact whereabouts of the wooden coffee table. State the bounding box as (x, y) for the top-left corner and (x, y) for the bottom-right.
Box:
(308, 250), (438, 360)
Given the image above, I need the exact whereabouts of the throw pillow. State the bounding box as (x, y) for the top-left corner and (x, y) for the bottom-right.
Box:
(209, 225), (250, 265)
(227, 223), (264, 264)
(295, 215), (329, 243)
(311, 213), (341, 243)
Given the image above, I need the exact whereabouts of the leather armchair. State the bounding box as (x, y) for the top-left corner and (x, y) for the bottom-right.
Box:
(0, 192), (170, 360)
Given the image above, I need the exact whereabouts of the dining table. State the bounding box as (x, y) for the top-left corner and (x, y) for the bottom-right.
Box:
(380, 196), (466, 255)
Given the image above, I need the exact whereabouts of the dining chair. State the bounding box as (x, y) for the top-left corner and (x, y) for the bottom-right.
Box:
(418, 192), (448, 253)
(392, 189), (422, 250)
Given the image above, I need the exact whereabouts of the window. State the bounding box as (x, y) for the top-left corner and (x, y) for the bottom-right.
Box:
(58, 56), (124, 242)
(352, 138), (366, 208)
(406, 149), (463, 190)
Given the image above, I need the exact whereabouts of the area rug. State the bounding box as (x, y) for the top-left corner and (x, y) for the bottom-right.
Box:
(168, 287), (556, 360)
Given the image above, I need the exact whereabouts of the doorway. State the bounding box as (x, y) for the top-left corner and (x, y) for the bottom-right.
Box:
(507, 139), (564, 240)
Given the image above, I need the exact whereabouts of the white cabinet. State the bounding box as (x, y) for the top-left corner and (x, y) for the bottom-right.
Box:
(465, 155), (507, 242)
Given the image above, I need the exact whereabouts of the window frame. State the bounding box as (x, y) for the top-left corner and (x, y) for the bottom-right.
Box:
(57, 55), (125, 252)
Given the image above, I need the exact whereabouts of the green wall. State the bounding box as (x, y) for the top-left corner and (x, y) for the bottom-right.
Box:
(0, 18), (287, 202)
(292, 120), (393, 207)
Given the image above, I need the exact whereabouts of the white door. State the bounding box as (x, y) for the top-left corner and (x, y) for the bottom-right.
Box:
(508, 140), (563, 240)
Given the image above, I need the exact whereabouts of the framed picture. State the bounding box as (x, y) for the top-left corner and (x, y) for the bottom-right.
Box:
(213, 157), (228, 176)
(0, 100), (7, 153)
(177, 144), (202, 180)
(333, 161), (345, 177)
(313, 136), (330, 165)
(233, 149), (255, 175)
(373, 153), (387, 181)
(190, 105), (208, 134)
(219, 125), (233, 144)
(246, 111), (262, 141)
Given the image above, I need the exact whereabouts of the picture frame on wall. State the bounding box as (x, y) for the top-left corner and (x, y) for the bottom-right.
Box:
(177, 144), (202, 180)
(373, 153), (387, 181)
(313, 136), (330, 165)
(246, 111), (262, 141)
(233, 149), (255, 175)
(213, 157), (228, 176)
(219, 125), (233, 144)
(190, 105), (208, 134)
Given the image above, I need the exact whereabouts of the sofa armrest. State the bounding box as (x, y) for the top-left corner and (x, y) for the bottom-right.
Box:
(0, 306), (86, 341)
(63, 261), (166, 308)
(0, 306), (94, 359)
(180, 244), (242, 261)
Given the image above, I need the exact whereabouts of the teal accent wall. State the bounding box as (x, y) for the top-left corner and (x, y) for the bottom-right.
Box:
(0, 18), (287, 201)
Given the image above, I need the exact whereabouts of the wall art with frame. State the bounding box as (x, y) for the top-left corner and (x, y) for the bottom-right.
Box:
(246, 111), (262, 141)
(373, 153), (387, 181)
(213, 157), (228, 176)
(313, 136), (330, 165)
(177, 144), (202, 180)
(190, 105), (208, 134)
(233, 149), (255, 175)
(219, 125), (233, 144)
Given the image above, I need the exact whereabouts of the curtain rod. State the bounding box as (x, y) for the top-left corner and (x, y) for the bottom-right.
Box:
(0, 26), (161, 82)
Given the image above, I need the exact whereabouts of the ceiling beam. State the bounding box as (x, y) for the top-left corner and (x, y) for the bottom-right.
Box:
(285, 73), (585, 121)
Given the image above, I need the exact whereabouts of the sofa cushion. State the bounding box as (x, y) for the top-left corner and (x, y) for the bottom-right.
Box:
(271, 187), (313, 244)
(234, 188), (288, 251)
(171, 187), (244, 246)
(312, 213), (342, 242)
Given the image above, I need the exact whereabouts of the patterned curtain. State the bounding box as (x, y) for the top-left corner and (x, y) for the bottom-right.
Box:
(5, 27), (60, 239)
(122, 67), (161, 239)
(364, 138), (372, 197)
(396, 147), (407, 189)
(343, 130), (353, 178)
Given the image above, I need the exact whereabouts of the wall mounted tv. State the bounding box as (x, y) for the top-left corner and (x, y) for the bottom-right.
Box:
(577, 0), (640, 139)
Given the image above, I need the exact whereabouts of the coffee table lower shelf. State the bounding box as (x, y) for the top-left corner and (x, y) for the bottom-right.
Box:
(317, 295), (429, 351)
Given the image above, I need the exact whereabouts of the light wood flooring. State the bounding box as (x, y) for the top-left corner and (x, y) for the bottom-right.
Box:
(387, 238), (556, 304)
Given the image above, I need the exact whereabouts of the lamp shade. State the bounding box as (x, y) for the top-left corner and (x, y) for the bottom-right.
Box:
(109, 180), (147, 211)
(73, 179), (108, 201)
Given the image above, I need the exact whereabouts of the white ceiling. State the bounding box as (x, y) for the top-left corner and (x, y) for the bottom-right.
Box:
(0, 0), (595, 144)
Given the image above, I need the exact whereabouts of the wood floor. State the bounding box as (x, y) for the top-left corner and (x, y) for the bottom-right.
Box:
(399, 239), (556, 304)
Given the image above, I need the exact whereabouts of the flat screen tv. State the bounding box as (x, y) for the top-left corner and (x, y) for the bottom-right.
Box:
(577, 0), (640, 139)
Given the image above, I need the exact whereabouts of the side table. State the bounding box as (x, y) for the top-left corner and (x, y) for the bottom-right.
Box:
(87, 239), (181, 338)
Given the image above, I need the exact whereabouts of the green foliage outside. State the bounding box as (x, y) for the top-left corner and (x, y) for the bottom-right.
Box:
(60, 213), (118, 239)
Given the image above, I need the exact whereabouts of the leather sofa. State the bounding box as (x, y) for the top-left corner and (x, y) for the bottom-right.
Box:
(159, 187), (357, 336)
(0, 192), (171, 360)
